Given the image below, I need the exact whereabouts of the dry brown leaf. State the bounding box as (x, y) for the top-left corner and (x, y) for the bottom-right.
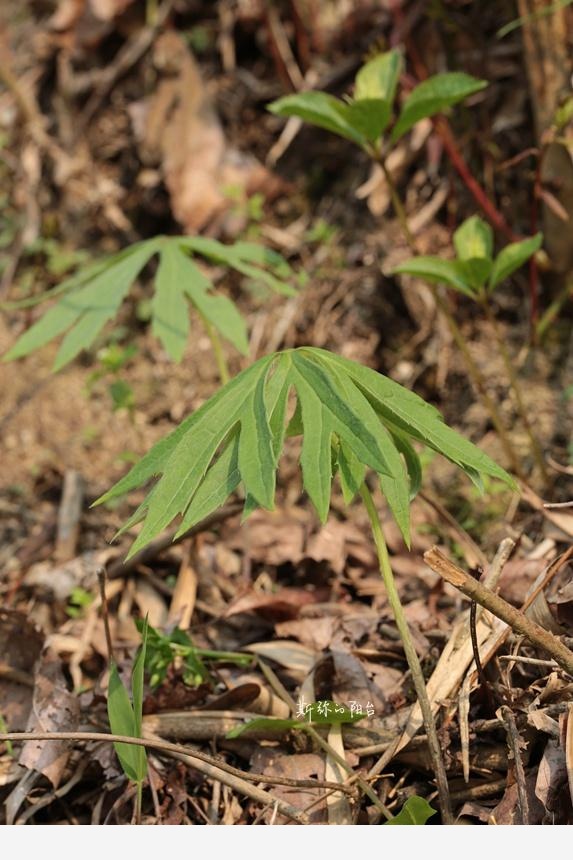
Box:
(275, 617), (337, 651)
(230, 508), (306, 567)
(133, 578), (168, 628)
(250, 749), (326, 824)
(499, 556), (552, 605)
(225, 674), (290, 717)
(136, 32), (280, 235)
(330, 650), (385, 716)
(0, 610), (43, 731)
(535, 738), (569, 820)
(19, 650), (79, 788)
(89, 0), (136, 20)
(168, 554), (198, 630)
(522, 484), (573, 538)
(24, 548), (115, 602)
(244, 640), (318, 674)
(226, 587), (327, 621)
(489, 774), (545, 825)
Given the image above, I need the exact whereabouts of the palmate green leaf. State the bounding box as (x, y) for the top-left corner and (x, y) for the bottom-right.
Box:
(4, 241), (158, 369)
(336, 441), (366, 505)
(489, 233), (543, 291)
(392, 256), (475, 297)
(101, 347), (516, 558)
(180, 236), (296, 297)
(312, 349), (517, 491)
(177, 248), (249, 355)
(152, 243), (190, 362)
(238, 365), (277, 510)
(391, 72), (487, 142)
(0, 244), (141, 311)
(3, 235), (294, 369)
(384, 796), (437, 825)
(174, 429), (241, 538)
(387, 427), (422, 502)
(125, 358), (273, 557)
(319, 356), (410, 543)
(291, 352), (391, 478)
(290, 365), (333, 523)
(267, 91), (366, 145)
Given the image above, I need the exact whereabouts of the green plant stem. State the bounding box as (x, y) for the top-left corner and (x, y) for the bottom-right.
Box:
(374, 150), (524, 481)
(377, 155), (417, 253)
(197, 311), (230, 384)
(360, 482), (453, 825)
(480, 297), (548, 481)
(536, 275), (573, 339)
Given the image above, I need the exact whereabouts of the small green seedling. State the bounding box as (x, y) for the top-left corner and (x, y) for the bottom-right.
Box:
(268, 48), (486, 154)
(384, 795), (437, 825)
(107, 617), (148, 823)
(137, 620), (252, 689)
(66, 586), (94, 619)
(393, 216), (546, 479)
(392, 215), (542, 300)
(2, 235), (294, 381)
(96, 346), (515, 822)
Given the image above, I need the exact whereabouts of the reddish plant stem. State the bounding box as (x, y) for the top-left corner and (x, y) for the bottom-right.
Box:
(433, 118), (515, 242)
(397, 18), (516, 242)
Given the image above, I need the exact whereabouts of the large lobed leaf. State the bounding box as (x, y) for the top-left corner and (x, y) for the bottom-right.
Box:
(3, 236), (294, 370)
(95, 348), (516, 559)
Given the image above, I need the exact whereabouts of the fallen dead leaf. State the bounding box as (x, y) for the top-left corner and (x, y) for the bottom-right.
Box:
(19, 649), (80, 787)
(275, 617), (337, 651)
(244, 640), (318, 674)
(135, 31), (282, 235)
(489, 774), (545, 825)
(535, 737), (569, 821)
(226, 587), (327, 622)
(23, 549), (115, 602)
(0, 609), (44, 731)
(229, 508), (306, 567)
(250, 748), (326, 824)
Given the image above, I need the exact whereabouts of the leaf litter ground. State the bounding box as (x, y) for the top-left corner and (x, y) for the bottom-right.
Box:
(0, 0), (573, 826)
